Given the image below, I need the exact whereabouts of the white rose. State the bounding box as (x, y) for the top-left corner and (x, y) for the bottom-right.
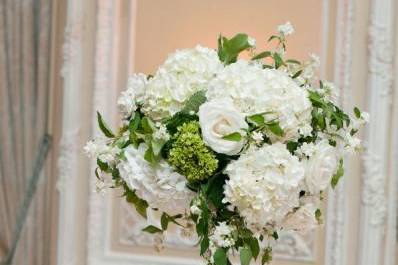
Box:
(304, 140), (339, 194)
(282, 203), (318, 233)
(198, 98), (248, 155)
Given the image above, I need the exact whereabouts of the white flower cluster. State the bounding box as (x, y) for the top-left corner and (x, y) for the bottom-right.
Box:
(84, 137), (120, 165)
(209, 222), (235, 248)
(206, 60), (312, 142)
(117, 73), (148, 118)
(223, 143), (305, 230)
(117, 144), (193, 211)
(141, 46), (223, 120)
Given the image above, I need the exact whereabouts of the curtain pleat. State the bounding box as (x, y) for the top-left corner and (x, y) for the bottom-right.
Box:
(0, 0), (53, 264)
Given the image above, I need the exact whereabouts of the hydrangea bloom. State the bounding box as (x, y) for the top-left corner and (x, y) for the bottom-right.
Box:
(223, 143), (305, 230)
(142, 46), (223, 120)
(118, 144), (193, 211)
(207, 60), (312, 141)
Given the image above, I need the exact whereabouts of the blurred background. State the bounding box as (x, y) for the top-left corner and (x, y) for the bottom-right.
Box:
(0, 0), (397, 265)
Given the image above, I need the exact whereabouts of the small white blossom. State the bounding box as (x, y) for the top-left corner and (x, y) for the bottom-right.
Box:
(252, 131), (264, 144)
(299, 124), (313, 137)
(248, 36), (256, 47)
(154, 122), (170, 141)
(84, 138), (120, 165)
(190, 205), (201, 216)
(296, 142), (316, 157)
(209, 222), (235, 248)
(277, 21), (295, 36)
(95, 179), (107, 196)
(344, 133), (362, 154)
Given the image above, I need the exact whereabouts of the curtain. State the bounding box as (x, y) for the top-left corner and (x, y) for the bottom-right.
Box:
(0, 0), (54, 264)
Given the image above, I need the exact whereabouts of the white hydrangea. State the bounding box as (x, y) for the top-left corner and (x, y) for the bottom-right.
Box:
(118, 144), (193, 211)
(277, 22), (295, 36)
(209, 222), (235, 248)
(207, 60), (312, 142)
(223, 143), (305, 230)
(117, 73), (148, 118)
(142, 46), (223, 120)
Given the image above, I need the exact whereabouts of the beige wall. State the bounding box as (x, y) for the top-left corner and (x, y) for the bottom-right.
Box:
(134, 0), (324, 74)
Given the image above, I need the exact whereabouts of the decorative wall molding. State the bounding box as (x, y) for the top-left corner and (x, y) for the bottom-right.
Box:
(358, 0), (396, 264)
(324, 0), (354, 265)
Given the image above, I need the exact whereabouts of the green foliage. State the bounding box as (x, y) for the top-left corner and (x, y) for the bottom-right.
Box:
(354, 106), (361, 118)
(266, 121), (284, 137)
(142, 225), (162, 234)
(168, 121), (218, 182)
(160, 212), (183, 230)
(218, 33), (254, 64)
(261, 247), (273, 265)
(182, 90), (207, 114)
(222, 132), (242, 142)
(315, 208), (322, 224)
(165, 112), (198, 134)
(240, 247), (252, 265)
(251, 51), (272, 60)
(123, 184), (149, 218)
(331, 159), (344, 189)
(97, 111), (115, 138)
(308, 91), (350, 131)
(214, 248), (228, 265)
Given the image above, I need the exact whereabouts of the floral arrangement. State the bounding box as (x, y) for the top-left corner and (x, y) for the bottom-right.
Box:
(85, 22), (368, 265)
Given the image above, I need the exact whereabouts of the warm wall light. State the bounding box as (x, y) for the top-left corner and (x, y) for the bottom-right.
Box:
(134, 0), (323, 74)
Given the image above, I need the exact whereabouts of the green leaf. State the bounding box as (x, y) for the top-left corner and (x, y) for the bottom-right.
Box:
(267, 35), (279, 42)
(354, 107), (361, 118)
(142, 225), (162, 234)
(240, 247), (252, 265)
(97, 111), (115, 138)
(218, 33), (252, 64)
(200, 236), (210, 256)
(152, 138), (166, 156)
(214, 248), (227, 265)
(97, 158), (109, 172)
(161, 212), (168, 230)
(144, 145), (156, 163)
(315, 208), (322, 223)
(261, 247), (272, 265)
(272, 231), (279, 240)
(222, 132), (242, 141)
(331, 159), (344, 189)
(248, 238), (260, 259)
(248, 114), (265, 125)
(273, 53), (284, 69)
(286, 59), (301, 64)
(251, 51), (272, 60)
(140, 117), (154, 134)
(286, 141), (298, 154)
(124, 185), (149, 218)
(267, 122), (284, 137)
(166, 112), (198, 134)
(206, 173), (227, 208)
(182, 90), (207, 114)
(292, 70), (303, 79)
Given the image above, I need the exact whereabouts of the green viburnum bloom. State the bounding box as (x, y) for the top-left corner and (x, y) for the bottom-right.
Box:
(168, 121), (218, 182)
